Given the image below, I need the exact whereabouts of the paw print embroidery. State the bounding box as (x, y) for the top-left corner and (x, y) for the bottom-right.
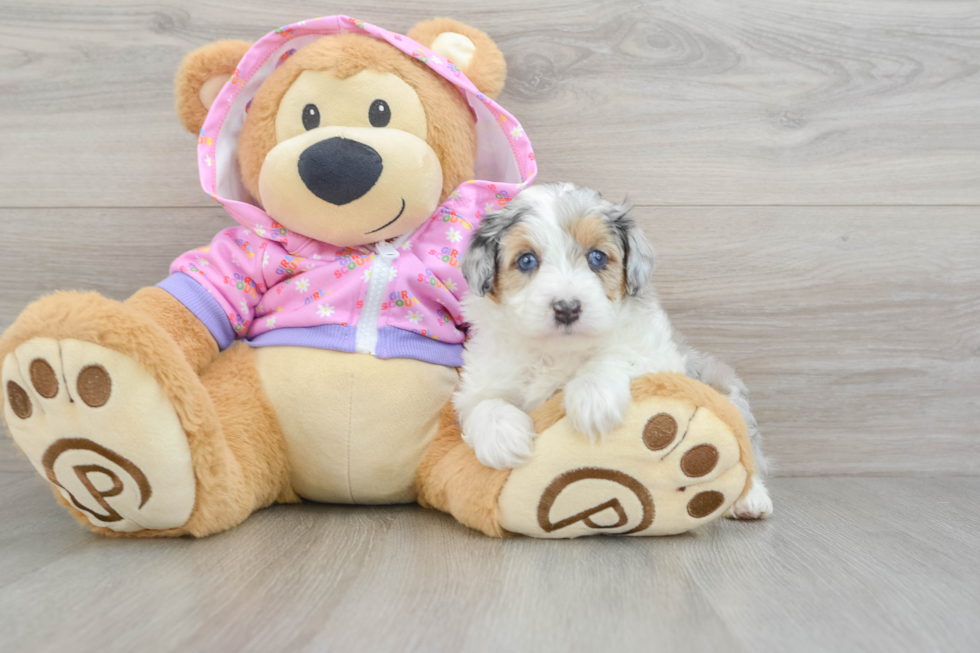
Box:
(496, 377), (753, 538)
(1, 339), (197, 532)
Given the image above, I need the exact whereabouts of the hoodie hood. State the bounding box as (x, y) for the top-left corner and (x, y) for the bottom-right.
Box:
(160, 16), (535, 366)
(196, 15), (537, 251)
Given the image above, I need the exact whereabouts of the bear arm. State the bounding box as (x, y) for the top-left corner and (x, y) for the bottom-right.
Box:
(125, 287), (220, 375)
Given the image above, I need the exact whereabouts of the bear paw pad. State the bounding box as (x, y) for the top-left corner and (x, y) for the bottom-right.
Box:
(3, 338), (196, 533)
(497, 376), (752, 538)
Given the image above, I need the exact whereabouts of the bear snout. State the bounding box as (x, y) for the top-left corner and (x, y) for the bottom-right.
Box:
(298, 137), (383, 206)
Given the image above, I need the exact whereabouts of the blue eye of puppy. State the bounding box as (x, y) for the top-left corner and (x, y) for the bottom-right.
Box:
(369, 99), (391, 127)
(517, 252), (539, 272)
(588, 250), (608, 270)
(302, 104), (320, 130)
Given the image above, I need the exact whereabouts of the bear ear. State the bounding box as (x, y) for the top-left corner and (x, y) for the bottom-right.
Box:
(408, 18), (507, 99)
(174, 40), (251, 134)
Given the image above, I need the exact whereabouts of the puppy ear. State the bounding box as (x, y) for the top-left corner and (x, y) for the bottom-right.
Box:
(610, 206), (657, 296)
(462, 204), (524, 297)
(174, 40), (251, 134)
(408, 18), (507, 99)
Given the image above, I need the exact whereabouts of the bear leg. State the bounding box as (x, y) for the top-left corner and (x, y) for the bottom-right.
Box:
(418, 372), (757, 538)
(1, 292), (294, 537)
(415, 404), (512, 537)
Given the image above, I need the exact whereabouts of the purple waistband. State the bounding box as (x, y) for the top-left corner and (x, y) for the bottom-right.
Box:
(246, 325), (463, 367)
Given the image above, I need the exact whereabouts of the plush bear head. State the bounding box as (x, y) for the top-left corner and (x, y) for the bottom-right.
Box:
(174, 19), (507, 247)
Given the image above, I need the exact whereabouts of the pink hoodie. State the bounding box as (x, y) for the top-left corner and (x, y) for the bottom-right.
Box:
(158, 16), (537, 367)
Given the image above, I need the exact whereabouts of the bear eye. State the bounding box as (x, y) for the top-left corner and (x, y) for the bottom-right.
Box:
(517, 252), (539, 272)
(369, 99), (391, 128)
(587, 250), (608, 270)
(302, 104), (320, 131)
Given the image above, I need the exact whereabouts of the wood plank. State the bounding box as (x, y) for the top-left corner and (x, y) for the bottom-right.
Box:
(0, 474), (977, 652)
(1, 0), (978, 207)
(0, 206), (977, 476)
(0, 440), (24, 475)
(644, 206), (980, 475)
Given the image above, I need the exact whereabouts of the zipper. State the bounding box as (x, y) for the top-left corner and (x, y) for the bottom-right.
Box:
(355, 239), (400, 355)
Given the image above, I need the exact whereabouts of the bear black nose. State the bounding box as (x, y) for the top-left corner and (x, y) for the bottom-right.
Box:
(297, 137), (383, 206)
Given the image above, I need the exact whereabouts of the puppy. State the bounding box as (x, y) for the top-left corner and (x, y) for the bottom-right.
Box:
(454, 183), (773, 519)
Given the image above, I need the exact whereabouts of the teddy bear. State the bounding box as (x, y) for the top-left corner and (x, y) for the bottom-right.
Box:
(0, 16), (755, 539)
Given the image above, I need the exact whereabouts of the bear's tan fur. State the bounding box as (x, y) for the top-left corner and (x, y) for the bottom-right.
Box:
(2, 18), (511, 537)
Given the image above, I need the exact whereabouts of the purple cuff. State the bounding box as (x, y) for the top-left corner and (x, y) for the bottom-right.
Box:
(157, 273), (236, 351)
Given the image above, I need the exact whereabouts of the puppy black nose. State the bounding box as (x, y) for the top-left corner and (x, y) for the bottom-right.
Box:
(298, 137), (383, 206)
(552, 299), (582, 325)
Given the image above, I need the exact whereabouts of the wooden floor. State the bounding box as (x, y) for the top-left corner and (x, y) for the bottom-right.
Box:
(0, 473), (977, 653)
(1, 1), (979, 651)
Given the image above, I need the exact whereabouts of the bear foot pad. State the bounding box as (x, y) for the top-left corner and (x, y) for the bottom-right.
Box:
(3, 338), (195, 532)
(498, 381), (751, 538)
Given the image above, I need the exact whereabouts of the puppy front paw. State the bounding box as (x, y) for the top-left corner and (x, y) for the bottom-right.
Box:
(563, 372), (632, 440)
(727, 476), (774, 520)
(462, 399), (537, 470)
